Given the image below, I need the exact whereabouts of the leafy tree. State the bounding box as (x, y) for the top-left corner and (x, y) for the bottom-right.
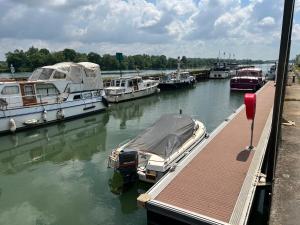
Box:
(181, 56), (187, 69)
(3, 46), (268, 72)
(75, 53), (88, 62)
(87, 52), (101, 65)
(62, 48), (76, 61)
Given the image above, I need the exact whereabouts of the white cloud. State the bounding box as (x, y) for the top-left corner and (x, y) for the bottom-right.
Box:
(0, 0), (299, 60)
(158, 0), (197, 16)
(293, 23), (300, 41)
(296, 0), (300, 12)
(259, 16), (275, 26)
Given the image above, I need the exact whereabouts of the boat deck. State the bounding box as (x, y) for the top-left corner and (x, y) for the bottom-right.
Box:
(140, 82), (275, 225)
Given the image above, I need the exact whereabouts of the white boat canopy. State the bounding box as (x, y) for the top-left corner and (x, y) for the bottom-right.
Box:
(28, 62), (103, 90)
(125, 114), (196, 159)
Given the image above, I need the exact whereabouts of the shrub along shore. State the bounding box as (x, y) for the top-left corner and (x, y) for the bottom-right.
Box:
(0, 46), (268, 73)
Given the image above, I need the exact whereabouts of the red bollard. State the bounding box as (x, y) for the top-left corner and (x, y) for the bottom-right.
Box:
(244, 93), (256, 150)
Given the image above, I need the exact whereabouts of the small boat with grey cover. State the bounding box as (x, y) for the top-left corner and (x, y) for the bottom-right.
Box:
(108, 113), (206, 183)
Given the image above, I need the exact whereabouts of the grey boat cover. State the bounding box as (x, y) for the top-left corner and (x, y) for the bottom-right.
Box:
(126, 114), (195, 159)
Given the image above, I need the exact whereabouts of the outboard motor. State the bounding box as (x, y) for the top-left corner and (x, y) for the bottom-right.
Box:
(117, 149), (138, 183)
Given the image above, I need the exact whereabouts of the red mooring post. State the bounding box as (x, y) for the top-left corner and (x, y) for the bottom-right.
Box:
(244, 93), (256, 150)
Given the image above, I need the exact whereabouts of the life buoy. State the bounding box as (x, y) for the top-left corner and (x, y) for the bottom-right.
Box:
(9, 118), (16, 133)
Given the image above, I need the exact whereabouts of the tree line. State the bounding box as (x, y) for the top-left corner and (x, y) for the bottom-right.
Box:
(0, 46), (265, 72)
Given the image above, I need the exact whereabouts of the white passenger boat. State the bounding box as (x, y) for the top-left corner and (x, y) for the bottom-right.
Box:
(104, 76), (159, 103)
(0, 62), (107, 134)
(108, 114), (206, 183)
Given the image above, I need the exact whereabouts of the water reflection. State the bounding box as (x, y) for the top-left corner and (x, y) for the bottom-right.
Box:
(108, 171), (152, 214)
(109, 95), (160, 129)
(0, 112), (109, 174)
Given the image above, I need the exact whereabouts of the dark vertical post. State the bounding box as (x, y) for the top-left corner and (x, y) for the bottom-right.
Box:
(249, 120), (254, 150)
(267, 0), (295, 180)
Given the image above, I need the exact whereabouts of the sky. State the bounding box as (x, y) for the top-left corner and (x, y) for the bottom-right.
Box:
(0, 0), (299, 60)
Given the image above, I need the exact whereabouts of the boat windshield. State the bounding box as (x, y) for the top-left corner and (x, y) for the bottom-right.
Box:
(237, 70), (262, 77)
(39, 68), (54, 80)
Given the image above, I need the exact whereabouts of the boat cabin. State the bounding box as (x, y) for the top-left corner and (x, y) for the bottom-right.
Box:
(105, 76), (158, 95)
(235, 68), (263, 77)
(230, 67), (265, 91)
(0, 62), (103, 109)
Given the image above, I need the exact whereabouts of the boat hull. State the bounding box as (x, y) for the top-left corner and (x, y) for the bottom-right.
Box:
(105, 87), (158, 103)
(158, 81), (195, 90)
(0, 97), (107, 134)
(230, 79), (264, 92)
(209, 70), (229, 79)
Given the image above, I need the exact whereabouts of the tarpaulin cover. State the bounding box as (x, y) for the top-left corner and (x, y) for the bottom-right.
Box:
(126, 114), (195, 159)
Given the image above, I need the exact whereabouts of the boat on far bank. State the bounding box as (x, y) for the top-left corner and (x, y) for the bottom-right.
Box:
(104, 76), (159, 103)
(0, 62), (107, 134)
(108, 113), (206, 183)
(230, 67), (265, 92)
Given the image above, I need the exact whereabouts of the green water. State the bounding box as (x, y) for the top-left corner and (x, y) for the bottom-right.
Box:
(0, 80), (244, 225)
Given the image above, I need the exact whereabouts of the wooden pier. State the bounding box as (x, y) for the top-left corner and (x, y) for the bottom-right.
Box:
(138, 82), (275, 225)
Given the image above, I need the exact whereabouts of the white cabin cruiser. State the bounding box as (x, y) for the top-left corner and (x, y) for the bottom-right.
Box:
(209, 62), (230, 79)
(104, 76), (159, 103)
(0, 62), (107, 134)
(266, 64), (277, 80)
(158, 71), (195, 90)
(108, 114), (206, 183)
(158, 57), (195, 90)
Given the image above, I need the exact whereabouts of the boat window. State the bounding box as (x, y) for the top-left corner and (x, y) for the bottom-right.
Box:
(73, 94), (82, 100)
(29, 68), (42, 80)
(93, 91), (101, 97)
(121, 80), (126, 87)
(1, 85), (19, 95)
(70, 66), (82, 83)
(24, 85), (35, 97)
(53, 71), (66, 79)
(36, 83), (59, 97)
(115, 80), (120, 86)
(83, 92), (92, 99)
(128, 80), (133, 87)
(138, 78), (142, 83)
(84, 68), (96, 77)
(39, 68), (54, 80)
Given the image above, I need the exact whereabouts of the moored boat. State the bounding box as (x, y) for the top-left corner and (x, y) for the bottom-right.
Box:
(209, 62), (230, 79)
(158, 57), (195, 90)
(0, 62), (107, 134)
(266, 63), (277, 80)
(230, 67), (265, 92)
(158, 71), (195, 90)
(108, 113), (206, 183)
(104, 76), (159, 103)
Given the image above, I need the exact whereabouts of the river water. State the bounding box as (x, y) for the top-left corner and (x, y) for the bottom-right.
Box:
(0, 80), (246, 225)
